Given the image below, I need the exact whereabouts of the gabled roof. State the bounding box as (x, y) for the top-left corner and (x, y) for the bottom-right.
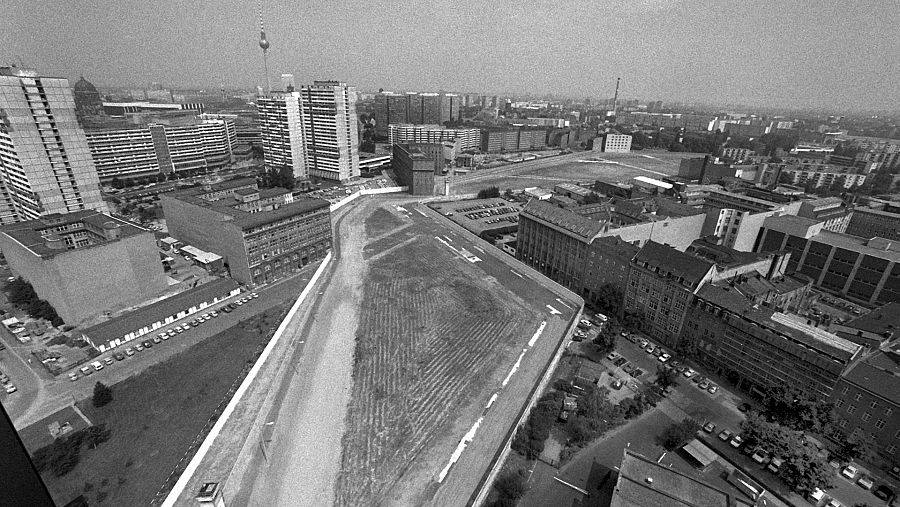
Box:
(633, 241), (714, 288)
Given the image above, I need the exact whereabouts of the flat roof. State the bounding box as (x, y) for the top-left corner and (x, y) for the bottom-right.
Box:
(0, 210), (148, 259)
(611, 449), (732, 507)
(165, 180), (329, 230)
(683, 439), (718, 467)
(840, 303), (900, 336)
(633, 176), (673, 189)
(81, 278), (239, 345)
(816, 230), (900, 262)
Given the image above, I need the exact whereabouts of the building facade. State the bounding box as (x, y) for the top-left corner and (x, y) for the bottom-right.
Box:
(480, 128), (548, 153)
(0, 67), (107, 223)
(755, 215), (900, 305)
(388, 124), (480, 151)
(299, 81), (359, 182)
(602, 134), (632, 153)
(797, 197), (851, 233)
(160, 178), (332, 285)
(846, 206), (900, 241)
(392, 144), (435, 196)
(84, 117), (236, 181)
(0, 210), (167, 323)
(682, 283), (861, 400)
(257, 93), (307, 180)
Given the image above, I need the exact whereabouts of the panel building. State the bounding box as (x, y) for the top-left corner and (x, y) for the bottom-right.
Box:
(480, 128), (548, 153)
(84, 116), (236, 181)
(160, 178), (332, 285)
(374, 91), (461, 137)
(388, 124), (480, 151)
(755, 215), (900, 304)
(797, 197), (851, 233)
(0, 210), (167, 324)
(257, 93), (307, 180)
(0, 67), (107, 224)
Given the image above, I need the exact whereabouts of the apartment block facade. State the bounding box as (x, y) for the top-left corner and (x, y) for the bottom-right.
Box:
(298, 81), (359, 182)
(0, 67), (107, 223)
(388, 124), (480, 151)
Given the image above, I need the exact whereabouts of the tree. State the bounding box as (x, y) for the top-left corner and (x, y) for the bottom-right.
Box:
(655, 365), (678, 389)
(492, 469), (529, 503)
(92, 382), (113, 408)
(780, 441), (834, 495)
(592, 328), (616, 355)
(839, 432), (873, 462)
(583, 192), (603, 205)
(83, 424), (111, 449)
(477, 186), (501, 199)
(110, 177), (125, 189)
(763, 383), (834, 433)
(594, 283), (623, 317)
(740, 412), (803, 454)
(660, 419), (701, 450)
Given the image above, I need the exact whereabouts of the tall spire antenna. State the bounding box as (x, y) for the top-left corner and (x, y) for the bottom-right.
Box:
(258, 0), (271, 94)
(612, 77), (620, 121)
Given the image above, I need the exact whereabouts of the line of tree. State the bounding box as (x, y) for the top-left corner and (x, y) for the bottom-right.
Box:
(660, 418), (701, 450)
(487, 469), (529, 507)
(258, 166), (296, 190)
(4, 277), (64, 327)
(477, 186), (501, 199)
(31, 424), (112, 477)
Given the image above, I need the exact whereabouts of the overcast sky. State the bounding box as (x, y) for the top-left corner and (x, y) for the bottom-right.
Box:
(2, 0), (898, 110)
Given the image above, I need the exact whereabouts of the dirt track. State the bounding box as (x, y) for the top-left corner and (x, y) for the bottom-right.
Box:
(244, 199), (370, 507)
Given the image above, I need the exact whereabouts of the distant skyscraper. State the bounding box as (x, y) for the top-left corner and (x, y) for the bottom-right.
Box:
(281, 73), (295, 92)
(258, 93), (307, 180)
(0, 67), (107, 223)
(299, 81), (359, 182)
(72, 76), (105, 125)
(373, 91), (410, 137)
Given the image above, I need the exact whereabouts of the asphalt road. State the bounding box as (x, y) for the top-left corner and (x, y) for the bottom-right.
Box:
(2, 267), (319, 431)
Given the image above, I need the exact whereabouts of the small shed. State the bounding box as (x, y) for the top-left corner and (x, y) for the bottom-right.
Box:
(682, 438), (717, 472)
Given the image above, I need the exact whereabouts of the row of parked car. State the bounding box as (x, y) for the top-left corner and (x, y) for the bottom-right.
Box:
(1, 368), (16, 394)
(67, 293), (258, 381)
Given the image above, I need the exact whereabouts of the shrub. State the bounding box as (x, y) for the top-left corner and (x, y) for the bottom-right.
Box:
(660, 418), (702, 450)
(92, 382), (113, 407)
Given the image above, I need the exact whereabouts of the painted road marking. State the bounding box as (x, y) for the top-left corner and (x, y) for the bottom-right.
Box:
(555, 298), (573, 309)
(553, 477), (589, 495)
(459, 248), (481, 263)
(415, 208), (427, 216)
(510, 270), (524, 279)
(437, 321), (546, 484)
(472, 246), (485, 254)
(444, 235), (454, 242)
(546, 305), (561, 315)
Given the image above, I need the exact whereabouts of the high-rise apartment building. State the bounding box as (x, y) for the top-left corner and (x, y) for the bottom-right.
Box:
(0, 67), (107, 224)
(257, 93), (307, 180)
(299, 81), (359, 182)
(374, 91), (460, 137)
(258, 81), (359, 183)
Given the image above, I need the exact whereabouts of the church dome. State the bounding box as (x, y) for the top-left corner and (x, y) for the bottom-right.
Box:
(73, 76), (98, 93)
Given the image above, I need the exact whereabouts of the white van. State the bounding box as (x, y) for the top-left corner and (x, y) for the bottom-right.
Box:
(91, 361), (104, 371)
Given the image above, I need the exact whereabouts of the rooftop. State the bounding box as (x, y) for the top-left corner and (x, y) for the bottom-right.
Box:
(841, 348), (900, 404)
(611, 449), (733, 507)
(697, 284), (862, 362)
(839, 303), (900, 337)
(0, 210), (148, 259)
(686, 238), (769, 269)
(521, 199), (603, 241)
(164, 180), (329, 230)
(81, 278), (239, 346)
(633, 241), (714, 288)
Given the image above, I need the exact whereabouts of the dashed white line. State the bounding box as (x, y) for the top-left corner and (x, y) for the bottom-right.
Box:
(510, 270), (524, 279)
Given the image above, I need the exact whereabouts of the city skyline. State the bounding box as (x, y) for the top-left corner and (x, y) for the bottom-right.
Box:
(2, 0), (898, 111)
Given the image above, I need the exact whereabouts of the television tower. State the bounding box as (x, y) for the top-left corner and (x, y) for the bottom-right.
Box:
(612, 77), (620, 119)
(258, 0), (271, 94)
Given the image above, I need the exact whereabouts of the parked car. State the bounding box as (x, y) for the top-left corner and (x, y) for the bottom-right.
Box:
(751, 448), (770, 464)
(578, 319), (592, 328)
(91, 361), (104, 371)
(825, 498), (842, 507)
(729, 435), (744, 448)
(856, 474), (874, 490)
(702, 421), (716, 433)
(693, 375), (706, 384)
(125, 348), (135, 356)
(841, 464), (859, 480)
(142, 340), (153, 348)
(210, 311), (219, 317)
(223, 306), (233, 313)
(683, 369), (697, 378)
(114, 353), (125, 361)
(175, 326), (184, 333)
(718, 429), (733, 441)
(68, 372), (79, 381)
(167, 329), (177, 337)
(645, 345), (655, 354)
(4, 384), (16, 394)
(698, 381), (710, 389)
(158, 333), (167, 341)
(652, 348), (663, 357)
(250, 292), (259, 298)
(104, 358), (114, 366)
(152, 336), (162, 344)
(767, 456), (784, 474)
(658, 353), (671, 362)
(707, 384), (718, 394)
(638, 339), (648, 348)
(134, 344), (144, 352)
(613, 357), (628, 367)
(874, 485), (895, 503)
(80, 365), (93, 376)
(606, 352), (620, 361)
(622, 364), (636, 374)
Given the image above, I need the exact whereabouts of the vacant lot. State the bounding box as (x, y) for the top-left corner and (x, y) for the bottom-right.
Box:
(33, 306), (286, 506)
(334, 209), (547, 506)
(451, 150), (699, 195)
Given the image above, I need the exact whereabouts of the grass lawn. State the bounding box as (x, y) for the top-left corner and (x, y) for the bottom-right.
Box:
(37, 305), (287, 506)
